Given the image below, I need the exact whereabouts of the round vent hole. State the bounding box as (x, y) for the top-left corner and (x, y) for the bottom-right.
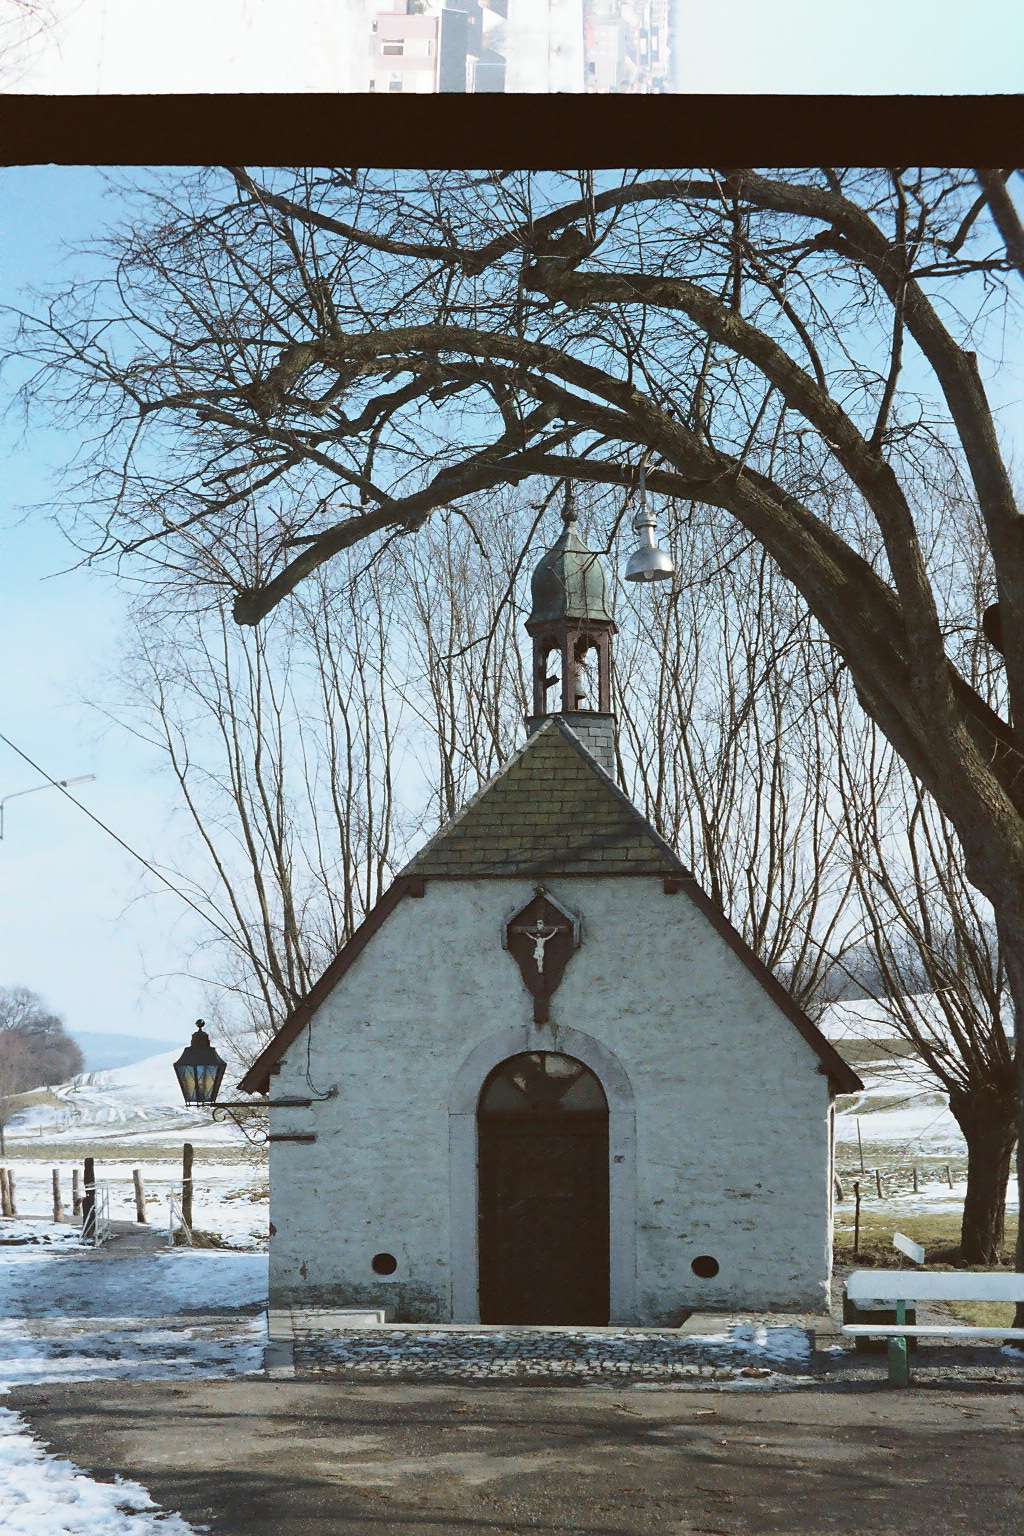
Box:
(691, 1255), (720, 1279)
(372, 1252), (398, 1275)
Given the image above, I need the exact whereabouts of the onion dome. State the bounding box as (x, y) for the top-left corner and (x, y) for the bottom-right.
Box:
(527, 485), (613, 628)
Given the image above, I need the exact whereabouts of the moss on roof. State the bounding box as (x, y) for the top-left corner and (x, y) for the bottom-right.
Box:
(403, 718), (684, 879)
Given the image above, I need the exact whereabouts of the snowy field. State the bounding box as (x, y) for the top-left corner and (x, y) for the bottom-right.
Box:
(3, 1045), (270, 1246)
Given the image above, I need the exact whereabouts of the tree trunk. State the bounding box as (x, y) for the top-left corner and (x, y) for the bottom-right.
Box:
(949, 1086), (1018, 1263)
(182, 1142), (194, 1233)
(998, 934), (1024, 1330)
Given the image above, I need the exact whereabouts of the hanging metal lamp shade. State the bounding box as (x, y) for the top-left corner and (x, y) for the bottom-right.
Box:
(173, 1020), (227, 1107)
(624, 463), (674, 583)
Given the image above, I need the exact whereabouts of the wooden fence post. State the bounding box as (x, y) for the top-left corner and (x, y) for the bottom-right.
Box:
(913, 1166), (919, 1193)
(133, 1168), (147, 1224)
(6, 1169), (15, 1217)
(72, 1168), (82, 1220)
(875, 1168), (884, 1199)
(0, 1168), (10, 1218)
(834, 1173), (844, 1203)
(52, 1169), (65, 1223)
(853, 1180), (861, 1257)
(82, 1157), (95, 1242)
(946, 1164), (953, 1188)
(182, 1143), (194, 1232)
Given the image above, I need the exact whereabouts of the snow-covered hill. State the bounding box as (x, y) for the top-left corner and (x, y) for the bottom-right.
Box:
(7, 1040), (260, 1149)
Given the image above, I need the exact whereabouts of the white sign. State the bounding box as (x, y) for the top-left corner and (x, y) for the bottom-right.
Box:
(892, 1232), (926, 1266)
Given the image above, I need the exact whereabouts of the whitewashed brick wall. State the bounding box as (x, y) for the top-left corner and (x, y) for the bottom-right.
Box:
(268, 875), (833, 1319)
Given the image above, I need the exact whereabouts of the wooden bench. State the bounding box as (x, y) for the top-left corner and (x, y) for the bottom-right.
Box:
(843, 1269), (1024, 1385)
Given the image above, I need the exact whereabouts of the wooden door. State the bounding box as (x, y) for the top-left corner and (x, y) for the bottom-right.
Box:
(477, 1052), (610, 1325)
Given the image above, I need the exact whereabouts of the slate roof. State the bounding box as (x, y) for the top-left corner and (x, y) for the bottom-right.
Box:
(402, 717), (684, 879)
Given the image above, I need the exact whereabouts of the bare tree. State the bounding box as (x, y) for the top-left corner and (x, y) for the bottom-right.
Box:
(831, 489), (1019, 1262)
(0, 1), (57, 87)
(112, 555), (404, 1046)
(839, 758), (1017, 1261)
(614, 507), (867, 1016)
(9, 168), (1024, 1294)
(393, 490), (533, 827)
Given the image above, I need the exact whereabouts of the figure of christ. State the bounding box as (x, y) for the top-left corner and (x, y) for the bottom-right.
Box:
(514, 917), (568, 974)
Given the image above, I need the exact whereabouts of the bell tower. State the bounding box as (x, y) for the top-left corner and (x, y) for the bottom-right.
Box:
(525, 484), (617, 775)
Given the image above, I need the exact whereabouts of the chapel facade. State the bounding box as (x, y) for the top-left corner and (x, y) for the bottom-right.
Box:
(240, 491), (861, 1322)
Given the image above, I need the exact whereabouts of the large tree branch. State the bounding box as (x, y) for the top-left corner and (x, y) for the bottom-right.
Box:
(520, 261), (959, 746)
(975, 170), (1024, 280)
(227, 327), (1024, 845)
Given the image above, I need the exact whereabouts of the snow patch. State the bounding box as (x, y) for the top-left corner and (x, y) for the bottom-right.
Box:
(0, 1405), (197, 1535)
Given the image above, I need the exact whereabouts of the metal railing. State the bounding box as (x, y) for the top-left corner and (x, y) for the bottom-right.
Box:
(167, 1184), (193, 1248)
(81, 1181), (111, 1246)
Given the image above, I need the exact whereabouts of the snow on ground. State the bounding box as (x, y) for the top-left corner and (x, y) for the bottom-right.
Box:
(2, 1158), (268, 1249)
(0, 1244), (268, 1388)
(0, 1238), (265, 1536)
(1, 1245), (268, 1320)
(0, 1405), (197, 1536)
(0, 1220), (86, 1251)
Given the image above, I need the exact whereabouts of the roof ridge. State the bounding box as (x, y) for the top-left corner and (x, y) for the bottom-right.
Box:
(550, 717), (689, 874)
(402, 714), (682, 880)
(398, 717), (561, 878)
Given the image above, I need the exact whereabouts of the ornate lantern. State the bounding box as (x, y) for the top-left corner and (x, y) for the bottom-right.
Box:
(173, 1020), (227, 1107)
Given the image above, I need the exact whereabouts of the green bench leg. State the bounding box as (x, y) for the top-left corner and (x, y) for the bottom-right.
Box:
(887, 1300), (910, 1387)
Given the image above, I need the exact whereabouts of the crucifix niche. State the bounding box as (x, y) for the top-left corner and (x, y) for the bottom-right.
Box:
(502, 887), (582, 1024)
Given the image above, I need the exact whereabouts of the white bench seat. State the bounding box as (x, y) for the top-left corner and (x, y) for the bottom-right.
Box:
(845, 1269), (1024, 1304)
(843, 1324), (1024, 1341)
(842, 1267), (1024, 1384)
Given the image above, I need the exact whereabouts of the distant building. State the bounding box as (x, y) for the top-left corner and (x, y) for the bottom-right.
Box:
(368, 0), (440, 93)
(466, 48), (506, 91)
(369, 0), (504, 92)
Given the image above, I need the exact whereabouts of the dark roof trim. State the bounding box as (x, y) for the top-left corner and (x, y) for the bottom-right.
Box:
(667, 873), (863, 1096)
(237, 875), (424, 1096)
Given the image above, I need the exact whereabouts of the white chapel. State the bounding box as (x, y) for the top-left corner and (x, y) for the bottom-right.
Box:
(240, 492), (861, 1323)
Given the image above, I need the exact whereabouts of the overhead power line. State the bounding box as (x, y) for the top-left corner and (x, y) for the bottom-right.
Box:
(0, 729), (234, 946)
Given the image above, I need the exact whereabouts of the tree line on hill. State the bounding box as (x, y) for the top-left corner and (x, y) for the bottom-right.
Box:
(0, 985), (84, 1155)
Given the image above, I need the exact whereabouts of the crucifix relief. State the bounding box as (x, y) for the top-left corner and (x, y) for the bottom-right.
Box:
(503, 887), (581, 1024)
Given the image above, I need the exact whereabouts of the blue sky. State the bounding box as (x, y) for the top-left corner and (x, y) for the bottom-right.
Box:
(1, 167), (205, 1050)
(676, 0), (1024, 93)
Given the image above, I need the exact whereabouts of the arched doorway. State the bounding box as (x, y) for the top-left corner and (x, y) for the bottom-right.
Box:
(477, 1051), (610, 1325)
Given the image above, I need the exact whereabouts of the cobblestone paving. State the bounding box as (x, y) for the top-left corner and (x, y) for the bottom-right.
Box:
(292, 1322), (815, 1384)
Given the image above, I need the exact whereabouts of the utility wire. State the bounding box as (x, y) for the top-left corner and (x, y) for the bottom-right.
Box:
(0, 729), (237, 949)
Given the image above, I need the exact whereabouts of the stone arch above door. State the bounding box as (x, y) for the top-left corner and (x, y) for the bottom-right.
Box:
(448, 1023), (637, 1323)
